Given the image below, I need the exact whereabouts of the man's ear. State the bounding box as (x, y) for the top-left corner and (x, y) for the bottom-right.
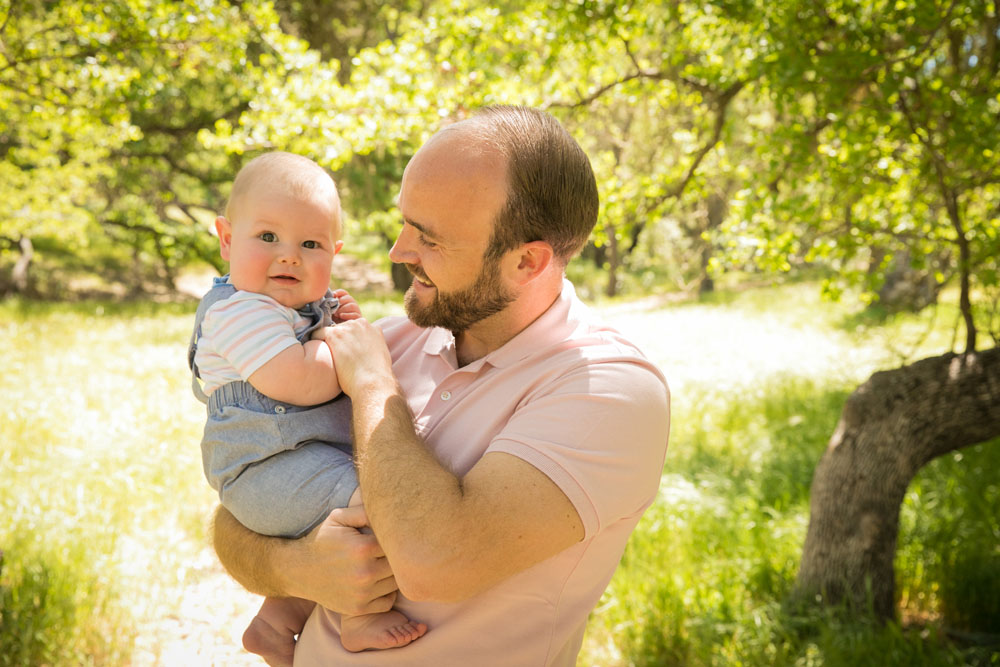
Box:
(215, 216), (233, 262)
(511, 241), (555, 285)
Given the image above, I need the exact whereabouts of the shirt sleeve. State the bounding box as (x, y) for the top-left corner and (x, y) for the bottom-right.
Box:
(486, 354), (670, 539)
(200, 292), (302, 381)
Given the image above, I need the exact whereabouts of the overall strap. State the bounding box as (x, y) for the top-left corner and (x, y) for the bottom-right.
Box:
(295, 290), (341, 341)
(188, 279), (340, 403)
(188, 276), (238, 403)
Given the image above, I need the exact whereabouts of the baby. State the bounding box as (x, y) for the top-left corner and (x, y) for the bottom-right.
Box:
(187, 152), (425, 664)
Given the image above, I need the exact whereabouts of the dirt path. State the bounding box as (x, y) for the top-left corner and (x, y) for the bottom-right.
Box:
(131, 546), (266, 666)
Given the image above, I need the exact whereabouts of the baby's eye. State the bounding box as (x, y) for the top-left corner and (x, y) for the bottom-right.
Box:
(259, 232), (276, 242)
(302, 240), (319, 249)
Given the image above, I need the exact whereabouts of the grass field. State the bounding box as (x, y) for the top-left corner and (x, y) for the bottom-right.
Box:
(1, 283), (997, 665)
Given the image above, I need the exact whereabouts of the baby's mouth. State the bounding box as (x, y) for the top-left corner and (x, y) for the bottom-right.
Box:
(271, 274), (300, 284)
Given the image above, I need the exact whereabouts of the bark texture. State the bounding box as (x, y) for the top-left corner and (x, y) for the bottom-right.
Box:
(795, 347), (1000, 619)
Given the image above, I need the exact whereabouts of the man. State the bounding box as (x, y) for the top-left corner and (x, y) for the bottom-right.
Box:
(213, 105), (670, 665)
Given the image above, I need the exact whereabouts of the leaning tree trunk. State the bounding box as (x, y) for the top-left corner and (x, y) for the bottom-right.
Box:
(795, 347), (1000, 619)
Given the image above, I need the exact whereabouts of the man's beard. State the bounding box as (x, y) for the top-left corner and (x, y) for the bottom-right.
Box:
(403, 256), (516, 333)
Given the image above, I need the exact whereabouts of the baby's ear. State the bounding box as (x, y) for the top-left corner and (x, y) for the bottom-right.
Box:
(333, 239), (344, 256)
(215, 216), (233, 261)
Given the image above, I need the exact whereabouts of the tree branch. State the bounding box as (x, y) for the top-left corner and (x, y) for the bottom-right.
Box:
(899, 88), (977, 352)
(664, 80), (747, 201)
(0, 46), (102, 74)
(544, 31), (727, 110)
(136, 101), (250, 138)
(121, 149), (231, 185)
(858, 0), (959, 78)
(0, 0), (15, 38)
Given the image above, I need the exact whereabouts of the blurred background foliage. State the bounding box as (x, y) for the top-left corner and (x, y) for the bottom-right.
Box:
(1, 0), (998, 346)
(2, 1), (1000, 664)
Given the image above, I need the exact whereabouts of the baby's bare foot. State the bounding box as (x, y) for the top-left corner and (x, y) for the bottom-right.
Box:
(341, 610), (428, 653)
(242, 614), (296, 667)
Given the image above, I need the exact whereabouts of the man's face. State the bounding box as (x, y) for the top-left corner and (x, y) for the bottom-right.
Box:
(402, 252), (515, 332)
(389, 131), (516, 332)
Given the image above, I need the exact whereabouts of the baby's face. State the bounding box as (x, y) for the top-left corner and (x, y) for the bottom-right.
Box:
(222, 188), (341, 309)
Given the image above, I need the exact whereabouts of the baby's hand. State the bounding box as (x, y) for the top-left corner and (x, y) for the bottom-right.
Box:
(332, 289), (363, 323)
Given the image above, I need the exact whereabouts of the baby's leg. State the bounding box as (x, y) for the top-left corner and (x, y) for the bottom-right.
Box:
(242, 596), (315, 667)
(340, 610), (428, 653)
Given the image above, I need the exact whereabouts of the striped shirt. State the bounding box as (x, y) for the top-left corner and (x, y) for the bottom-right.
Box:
(194, 291), (312, 395)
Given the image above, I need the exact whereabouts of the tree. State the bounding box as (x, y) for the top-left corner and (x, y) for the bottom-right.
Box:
(209, 1), (758, 295)
(5, 0), (997, 622)
(711, 0), (1000, 618)
(0, 0), (291, 295)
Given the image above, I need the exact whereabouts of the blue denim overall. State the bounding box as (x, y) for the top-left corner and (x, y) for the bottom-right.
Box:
(188, 276), (358, 538)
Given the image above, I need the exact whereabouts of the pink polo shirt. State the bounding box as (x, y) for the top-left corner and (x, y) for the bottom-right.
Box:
(294, 280), (670, 666)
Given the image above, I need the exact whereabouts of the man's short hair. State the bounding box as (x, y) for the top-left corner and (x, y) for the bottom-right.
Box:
(460, 106), (599, 265)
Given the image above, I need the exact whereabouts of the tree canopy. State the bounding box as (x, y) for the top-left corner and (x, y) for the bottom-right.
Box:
(2, 0), (998, 348)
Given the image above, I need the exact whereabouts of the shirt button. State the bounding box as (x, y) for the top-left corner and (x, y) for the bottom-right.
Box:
(440, 391), (452, 401)
(275, 405), (286, 414)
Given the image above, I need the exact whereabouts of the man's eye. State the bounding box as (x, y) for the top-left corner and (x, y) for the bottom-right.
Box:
(419, 236), (437, 249)
(302, 240), (319, 249)
(259, 232), (276, 242)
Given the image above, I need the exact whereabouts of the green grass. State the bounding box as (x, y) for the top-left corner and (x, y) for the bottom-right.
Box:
(581, 284), (1000, 666)
(0, 299), (212, 665)
(1, 284), (997, 665)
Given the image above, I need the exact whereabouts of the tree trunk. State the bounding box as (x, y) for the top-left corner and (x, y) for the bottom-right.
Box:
(391, 261), (412, 293)
(382, 232), (414, 292)
(12, 236), (33, 293)
(604, 224), (620, 298)
(795, 347), (1000, 619)
(697, 193), (726, 295)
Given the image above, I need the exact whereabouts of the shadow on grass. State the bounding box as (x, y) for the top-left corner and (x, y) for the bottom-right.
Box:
(674, 376), (851, 513)
(0, 295), (197, 319)
(900, 437), (1000, 638)
(611, 376), (1000, 667)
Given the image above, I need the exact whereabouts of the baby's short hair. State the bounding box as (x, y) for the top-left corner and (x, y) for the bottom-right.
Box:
(226, 151), (341, 235)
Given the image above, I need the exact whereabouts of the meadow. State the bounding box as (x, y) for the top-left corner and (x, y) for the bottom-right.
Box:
(1, 282), (997, 666)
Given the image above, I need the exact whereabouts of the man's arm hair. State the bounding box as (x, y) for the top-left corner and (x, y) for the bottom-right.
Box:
(353, 387), (585, 603)
(212, 504), (400, 615)
(212, 505), (291, 597)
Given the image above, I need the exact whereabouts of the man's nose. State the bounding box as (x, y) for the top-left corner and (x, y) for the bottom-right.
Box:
(388, 226), (416, 264)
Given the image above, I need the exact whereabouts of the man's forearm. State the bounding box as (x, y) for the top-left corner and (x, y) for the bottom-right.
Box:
(213, 503), (401, 615)
(329, 319), (583, 602)
(212, 505), (293, 598)
(350, 376), (584, 603)
(351, 380), (477, 598)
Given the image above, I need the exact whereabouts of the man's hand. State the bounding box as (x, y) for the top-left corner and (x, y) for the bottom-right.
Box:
(288, 505), (399, 615)
(213, 505), (398, 616)
(317, 318), (395, 397)
(331, 289), (362, 323)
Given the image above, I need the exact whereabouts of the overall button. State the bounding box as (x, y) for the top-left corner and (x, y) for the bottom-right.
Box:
(440, 390), (452, 401)
(275, 405), (286, 414)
